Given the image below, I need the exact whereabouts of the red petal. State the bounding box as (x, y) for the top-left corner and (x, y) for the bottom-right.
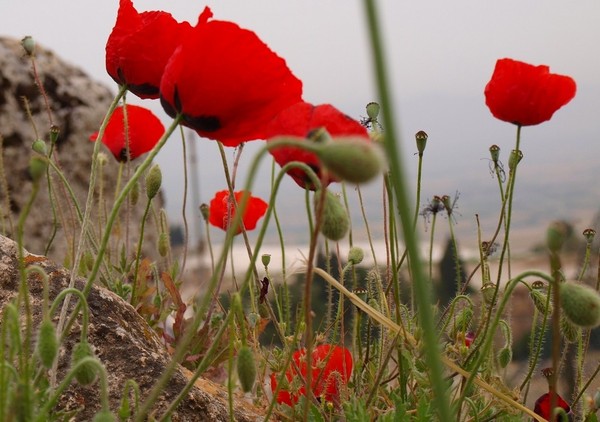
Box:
(207, 190), (268, 234)
(533, 392), (571, 419)
(484, 58), (576, 126)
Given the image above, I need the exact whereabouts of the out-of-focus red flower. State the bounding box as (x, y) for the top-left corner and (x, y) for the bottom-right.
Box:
(270, 344), (353, 406)
(464, 331), (475, 348)
(266, 102), (370, 190)
(208, 190), (268, 235)
(533, 392), (571, 421)
(90, 105), (164, 162)
(160, 7), (302, 147)
(106, 0), (191, 99)
(484, 58), (576, 126)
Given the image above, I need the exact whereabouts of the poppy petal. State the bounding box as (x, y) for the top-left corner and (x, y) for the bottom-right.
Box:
(207, 190), (268, 235)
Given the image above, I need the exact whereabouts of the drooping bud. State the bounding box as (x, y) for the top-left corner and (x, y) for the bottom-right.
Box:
(497, 347), (512, 368)
(546, 220), (571, 253)
(481, 283), (497, 305)
(560, 315), (578, 343)
(415, 130), (428, 155)
(560, 281), (600, 328)
(508, 149), (523, 172)
(21, 36), (35, 56)
(71, 341), (98, 385)
(314, 190), (349, 241)
(366, 102), (380, 120)
(348, 246), (364, 265)
(29, 156), (47, 182)
(237, 345), (257, 393)
(32, 139), (47, 155)
(316, 136), (385, 184)
(489, 144), (500, 163)
(157, 232), (169, 257)
(145, 164), (162, 200)
(529, 288), (552, 315)
(36, 318), (58, 369)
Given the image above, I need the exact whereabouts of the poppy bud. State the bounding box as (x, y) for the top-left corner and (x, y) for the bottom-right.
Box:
(497, 347), (512, 368)
(489, 144), (500, 163)
(316, 136), (384, 184)
(145, 164), (162, 200)
(158, 232), (169, 257)
(29, 156), (47, 182)
(314, 190), (349, 241)
(560, 281), (600, 328)
(129, 180), (139, 206)
(529, 288), (552, 315)
(560, 315), (578, 343)
(348, 246), (364, 265)
(21, 36), (35, 56)
(92, 410), (116, 422)
(231, 293), (243, 319)
(366, 102), (380, 120)
(36, 318), (58, 369)
(508, 149), (523, 172)
(481, 283), (497, 305)
(71, 341), (98, 385)
(32, 139), (47, 155)
(237, 345), (257, 393)
(547, 220), (571, 253)
(415, 130), (428, 154)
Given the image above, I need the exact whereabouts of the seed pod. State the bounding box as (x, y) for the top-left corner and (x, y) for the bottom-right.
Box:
(316, 136), (384, 184)
(237, 345), (257, 393)
(560, 282), (600, 328)
(37, 318), (58, 369)
(314, 190), (349, 241)
(71, 341), (98, 385)
(366, 102), (380, 120)
(415, 130), (428, 154)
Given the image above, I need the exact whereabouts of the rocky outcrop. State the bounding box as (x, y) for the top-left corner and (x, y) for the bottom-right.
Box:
(0, 36), (162, 260)
(0, 234), (264, 421)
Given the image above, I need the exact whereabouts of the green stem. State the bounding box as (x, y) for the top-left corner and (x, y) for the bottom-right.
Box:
(131, 197), (153, 305)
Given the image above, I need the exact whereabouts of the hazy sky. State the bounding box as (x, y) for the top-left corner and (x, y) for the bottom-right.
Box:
(2, 1), (600, 251)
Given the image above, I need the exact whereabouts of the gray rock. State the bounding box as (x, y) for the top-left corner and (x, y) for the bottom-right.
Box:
(0, 36), (162, 261)
(0, 234), (263, 421)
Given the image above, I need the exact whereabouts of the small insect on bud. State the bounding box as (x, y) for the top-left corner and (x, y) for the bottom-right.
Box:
(546, 220), (571, 253)
(29, 156), (47, 182)
(32, 139), (47, 155)
(261, 254), (271, 267)
(237, 345), (257, 393)
(366, 102), (380, 120)
(560, 281), (600, 328)
(415, 130), (428, 154)
(314, 190), (349, 241)
(347, 246), (364, 265)
(508, 149), (523, 172)
(489, 144), (500, 163)
(21, 35), (35, 56)
(145, 164), (162, 200)
(36, 318), (58, 369)
(583, 228), (596, 244)
(316, 136), (385, 184)
(71, 341), (98, 385)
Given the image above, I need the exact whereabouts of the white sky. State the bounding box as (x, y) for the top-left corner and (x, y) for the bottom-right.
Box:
(2, 1), (600, 251)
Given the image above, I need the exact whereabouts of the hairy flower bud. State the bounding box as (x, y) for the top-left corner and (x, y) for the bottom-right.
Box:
(316, 136), (384, 184)
(237, 345), (257, 393)
(529, 288), (552, 315)
(71, 341), (98, 385)
(29, 156), (47, 182)
(158, 232), (169, 257)
(36, 318), (58, 369)
(32, 139), (47, 155)
(314, 190), (349, 241)
(547, 220), (571, 253)
(92, 410), (116, 422)
(145, 164), (162, 200)
(560, 282), (600, 328)
(508, 149), (523, 172)
(560, 315), (578, 343)
(348, 246), (364, 265)
(497, 347), (512, 368)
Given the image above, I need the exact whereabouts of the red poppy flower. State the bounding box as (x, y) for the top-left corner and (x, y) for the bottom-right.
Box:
(208, 190), (268, 235)
(266, 102), (370, 189)
(464, 331), (475, 348)
(484, 58), (576, 126)
(106, 0), (191, 99)
(533, 392), (571, 421)
(90, 105), (164, 162)
(270, 344), (353, 406)
(160, 7), (303, 147)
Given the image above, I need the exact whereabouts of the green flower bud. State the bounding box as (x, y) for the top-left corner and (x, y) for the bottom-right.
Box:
(547, 220), (571, 253)
(348, 246), (364, 265)
(158, 232), (169, 257)
(366, 102), (380, 120)
(497, 347), (512, 368)
(236, 345), (257, 393)
(508, 149), (523, 172)
(560, 282), (600, 328)
(29, 156), (47, 182)
(97, 152), (109, 167)
(489, 144), (500, 163)
(415, 130), (428, 154)
(314, 190), (349, 241)
(32, 139), (47, 155)
(145, 164), (162, 200)
(258, 302), (270, 319)
(92, 410), (116, 422)
(261, 254), (271, 267)
(21, 36), (35, 56)
(71, 341), (98, 385)
(450, 307), (474, 339)
(308, 127), (332, 144)
(36, 318), (58, 369)
(316, 136), (384, 184)
(529, 288), (552, 315)
(481, 283), (497, 306)
(129, 180), (139, 206)
(231, 293), (243, 318)
(560, 315), (578, 343)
